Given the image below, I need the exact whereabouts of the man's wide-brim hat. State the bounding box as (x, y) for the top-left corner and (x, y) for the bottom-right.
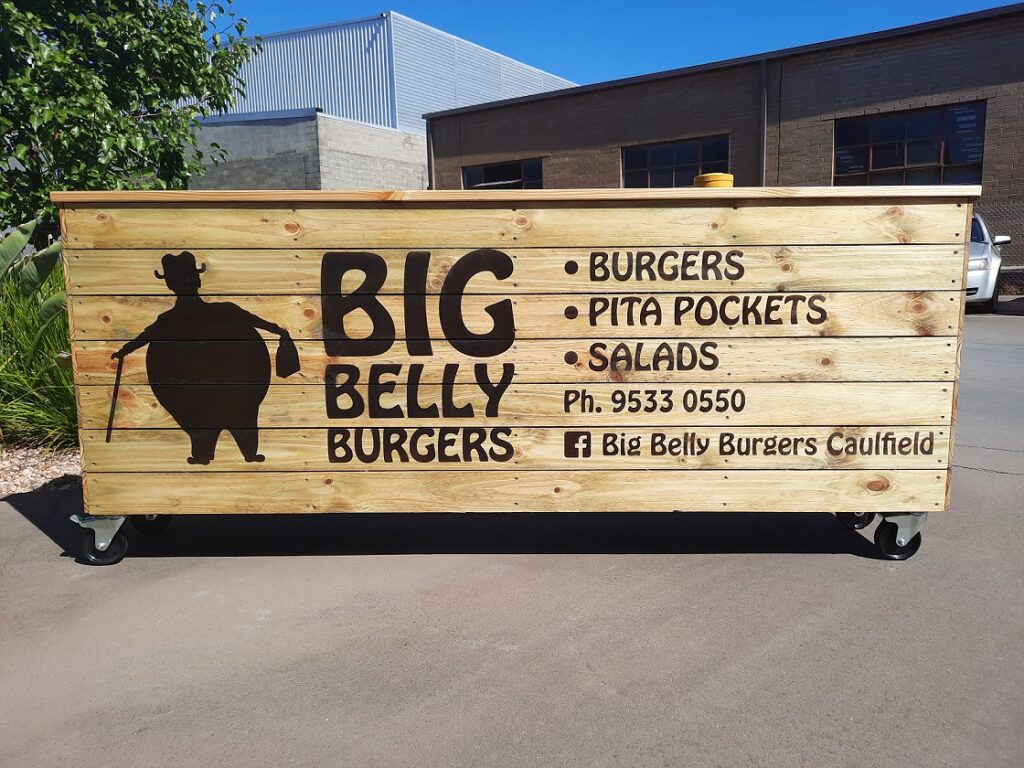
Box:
(155, 251), (206, 280)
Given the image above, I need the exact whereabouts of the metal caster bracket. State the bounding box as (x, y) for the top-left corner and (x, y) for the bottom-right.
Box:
(881, 512), (928, 547)
(70, 514), (126, 552)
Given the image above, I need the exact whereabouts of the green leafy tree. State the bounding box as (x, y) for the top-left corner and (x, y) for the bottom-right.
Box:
(1, 0), (257, 239)
(1, 0), (256, 446)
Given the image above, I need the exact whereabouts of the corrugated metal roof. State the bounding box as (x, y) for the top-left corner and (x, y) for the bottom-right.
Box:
(227, 14), (394, 128)
(216, 11), (575, 134)
(391, 12), (575, 132)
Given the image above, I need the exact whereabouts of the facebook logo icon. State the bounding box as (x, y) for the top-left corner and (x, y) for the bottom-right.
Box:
(563, 431), (592, 458)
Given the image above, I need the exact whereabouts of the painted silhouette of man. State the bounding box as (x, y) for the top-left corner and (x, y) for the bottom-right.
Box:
(112, 252), (298, 464)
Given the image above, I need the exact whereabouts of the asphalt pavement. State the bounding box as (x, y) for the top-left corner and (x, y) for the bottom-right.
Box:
(1, 315), (1022, 768)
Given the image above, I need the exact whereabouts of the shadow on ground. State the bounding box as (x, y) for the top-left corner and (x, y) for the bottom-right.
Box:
(5, 483), (880, 560)
(995, 295), (1024, 315)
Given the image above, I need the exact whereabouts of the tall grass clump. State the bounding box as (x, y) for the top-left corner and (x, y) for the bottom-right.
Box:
(0, 263), (77, 448)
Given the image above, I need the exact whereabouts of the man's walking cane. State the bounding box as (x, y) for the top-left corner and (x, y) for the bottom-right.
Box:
(105, 354), (124, 443)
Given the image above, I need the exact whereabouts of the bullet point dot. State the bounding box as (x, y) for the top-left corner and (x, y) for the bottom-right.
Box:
(564, 260), (579, 275)
(564, 351), (579, 365)
(564, 306), (578, 319)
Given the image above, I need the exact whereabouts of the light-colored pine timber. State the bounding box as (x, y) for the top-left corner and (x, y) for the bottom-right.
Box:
(61, 203), (968, 249)
(63, 246), (966, 295)
(50, 185), (981, 204)
(54, 189), (973, 519)
(81, 426), (951, 472)
(82, 469), (948, 515)
(70, 291), (961, 340)
(79, 381), (956, 430)
(72, 337), (958, 385)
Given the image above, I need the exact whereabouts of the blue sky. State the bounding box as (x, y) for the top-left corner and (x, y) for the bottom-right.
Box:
(233, 0), (1012, 84)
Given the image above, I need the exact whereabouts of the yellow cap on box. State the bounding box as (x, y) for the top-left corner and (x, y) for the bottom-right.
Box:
(694, 173), (734, 187)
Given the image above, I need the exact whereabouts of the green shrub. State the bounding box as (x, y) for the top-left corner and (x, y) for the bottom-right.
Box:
(0, 263), (76, 448)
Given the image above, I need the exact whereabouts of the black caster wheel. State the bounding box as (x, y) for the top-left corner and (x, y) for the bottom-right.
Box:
(874, 521), (922, 561)
(836, 512), (875, 530)
(81, 529), (128, 566)
(130, 514), (173, 535)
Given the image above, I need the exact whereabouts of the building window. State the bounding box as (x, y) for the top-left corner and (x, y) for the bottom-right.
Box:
(463, 158), (542, 189)
(622, 136), (729, 188)
(834, 102), (986, 186)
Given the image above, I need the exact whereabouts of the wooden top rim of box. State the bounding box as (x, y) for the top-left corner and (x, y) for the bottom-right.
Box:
(50, 185), (982, 205)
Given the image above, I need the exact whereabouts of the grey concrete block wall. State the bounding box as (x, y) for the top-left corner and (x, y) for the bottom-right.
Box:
(316, 115), (427, 190)
(190, 113), (428, 191)
(190, 116), (320, 190)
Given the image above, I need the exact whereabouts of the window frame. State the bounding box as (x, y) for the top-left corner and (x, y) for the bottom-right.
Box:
(832, 102), (986, 186)
(620, 135), (730, 189)
(462, 157), (544, 190)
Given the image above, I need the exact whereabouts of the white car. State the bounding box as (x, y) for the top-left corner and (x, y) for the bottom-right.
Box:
(968, 213), (1011, 312)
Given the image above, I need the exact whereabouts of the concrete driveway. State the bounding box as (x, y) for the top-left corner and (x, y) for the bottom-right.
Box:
(1, 316), (1022, 768)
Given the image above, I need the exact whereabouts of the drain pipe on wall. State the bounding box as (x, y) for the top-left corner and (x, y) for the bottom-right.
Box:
(759, 58), (768, 186)
(425, 117), (435, 190)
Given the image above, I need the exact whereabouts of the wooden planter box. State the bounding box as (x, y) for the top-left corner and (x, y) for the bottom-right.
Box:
(52, 186), (978, 560)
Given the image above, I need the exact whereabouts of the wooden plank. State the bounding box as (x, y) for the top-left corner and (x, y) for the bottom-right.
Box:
(72, 337), (958, 385)
(946, 202), (973, 509)
(64, 246), (967, 295)
(60, 216), (90, 506)
(78, 382), (956, 429)
(82, 469), (948, 515)
(70, 291), (962, 340)
(81, 426), (951, 472)
(50, 185), (981, 204)
(62, 203), (967, 249)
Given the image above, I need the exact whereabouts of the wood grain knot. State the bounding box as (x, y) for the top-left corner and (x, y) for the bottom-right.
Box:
(302, 307), (317, 319)
(100, 314), (112, 324)
(865, 477), (890, 493)
(886, 206), (904, 218)
(428, 278), (444, 291)
(323, 478), (333, 485)
(897, 232), (912, 244)
(780, 262), (793, 273)
(95, 212), (109, 223)
(818, 357), (832, 367)
(709, 221), (720, 230)
(283, 221), (301, 235)
(772, 247), (793, 260)
(553, 486), (562, 494)
(513, 214), (530, 228)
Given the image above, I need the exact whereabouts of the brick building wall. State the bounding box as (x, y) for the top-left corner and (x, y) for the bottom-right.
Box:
(767, 12), (1024, 265)
(432, 63), (764, 190)
(429, 7), (1024, 269)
